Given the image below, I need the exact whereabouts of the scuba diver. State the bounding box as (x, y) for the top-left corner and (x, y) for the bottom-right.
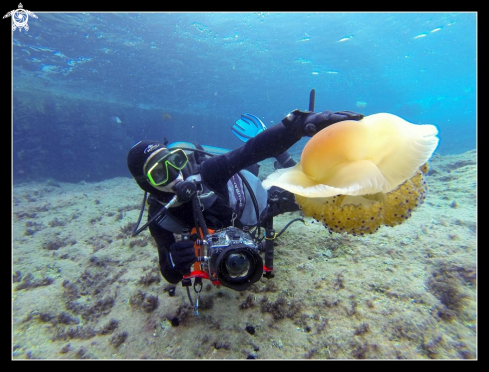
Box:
(127, 107), (363, 294)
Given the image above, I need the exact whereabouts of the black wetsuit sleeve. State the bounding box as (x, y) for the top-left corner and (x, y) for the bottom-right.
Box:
(147, 203), (183, 284)
(200, 122), (302, 196)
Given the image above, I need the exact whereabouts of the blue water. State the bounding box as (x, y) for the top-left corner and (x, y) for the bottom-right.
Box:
(12, 12), (477, 183)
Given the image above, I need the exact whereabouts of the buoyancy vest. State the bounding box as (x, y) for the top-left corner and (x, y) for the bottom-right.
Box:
(154, 145), (268, 234)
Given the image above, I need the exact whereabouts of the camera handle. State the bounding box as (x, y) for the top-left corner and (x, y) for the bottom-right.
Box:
(180, 228), (202, 315)
(180, 189), (209, 315)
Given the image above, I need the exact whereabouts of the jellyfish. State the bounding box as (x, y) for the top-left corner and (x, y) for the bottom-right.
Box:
(262, 113), (439, 235)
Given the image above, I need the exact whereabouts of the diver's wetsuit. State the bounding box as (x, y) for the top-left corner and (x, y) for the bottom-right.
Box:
(148, 122), (303, 284)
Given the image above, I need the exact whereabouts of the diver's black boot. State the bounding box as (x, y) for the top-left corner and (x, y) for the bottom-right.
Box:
(282, 109), (364, 137)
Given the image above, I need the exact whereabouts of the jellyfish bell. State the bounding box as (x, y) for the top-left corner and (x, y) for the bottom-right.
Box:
(263, 113), (439, 235)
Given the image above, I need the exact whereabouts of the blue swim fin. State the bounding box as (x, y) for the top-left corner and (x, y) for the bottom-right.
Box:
(232, 113), (268, 143)
(231, 112), (297, 169)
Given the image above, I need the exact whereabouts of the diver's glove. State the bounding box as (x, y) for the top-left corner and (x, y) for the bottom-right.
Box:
(282, 109), (364, 137)
(169, 240), (196, 276)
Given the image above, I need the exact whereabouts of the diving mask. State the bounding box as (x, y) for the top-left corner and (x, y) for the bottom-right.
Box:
(145, 148), (189, 187)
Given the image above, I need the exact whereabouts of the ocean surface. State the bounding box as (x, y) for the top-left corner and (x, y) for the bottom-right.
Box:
(12, 12), (477, 360)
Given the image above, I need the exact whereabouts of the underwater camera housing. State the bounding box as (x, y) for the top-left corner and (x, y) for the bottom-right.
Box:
(191, 227), (264, 291)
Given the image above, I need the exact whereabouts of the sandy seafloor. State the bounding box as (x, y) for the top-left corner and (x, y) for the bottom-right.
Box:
(12, 149), (477, 360)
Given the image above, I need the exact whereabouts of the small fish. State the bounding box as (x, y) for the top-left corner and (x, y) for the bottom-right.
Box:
(338, 36), (352, 42)
(430, 27), (442, 33)
(112, 116), (122, 124)
(162, 112), (173, 121)
(414, 33), (428, 39)
(299, 33), (310, 42)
